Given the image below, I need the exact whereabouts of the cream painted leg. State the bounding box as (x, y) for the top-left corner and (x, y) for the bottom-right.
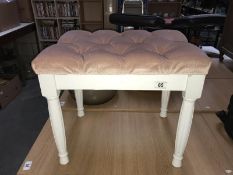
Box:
(74, 90), (85, 117)
(38, 75), (69, 165)
(47, 96), (69, 164)
(172, 97), (195, 167)
(160, 90), (171, 118)
(172, 75), (206, 167)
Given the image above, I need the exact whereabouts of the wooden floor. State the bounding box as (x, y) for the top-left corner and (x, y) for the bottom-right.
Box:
(18, 58), (233, 175)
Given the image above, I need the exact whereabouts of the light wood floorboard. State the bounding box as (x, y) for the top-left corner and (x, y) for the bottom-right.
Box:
(18, 111), (233, 175)
(207, 59), (233, 79)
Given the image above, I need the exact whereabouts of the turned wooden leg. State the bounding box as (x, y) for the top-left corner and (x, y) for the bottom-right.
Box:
(47, 96), (69, 164)
(160, 90), (171, 118)
(74, 90), (85, 117)
(172, 97), (195, 167)
(38, 75), (69, 165)
(172, 75), (206, 167)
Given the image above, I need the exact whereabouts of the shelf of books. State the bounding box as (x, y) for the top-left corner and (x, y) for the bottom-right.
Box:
(31, 0), (81, 50)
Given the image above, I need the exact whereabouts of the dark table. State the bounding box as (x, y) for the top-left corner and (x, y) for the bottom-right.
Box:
(0, 23), (38, 84)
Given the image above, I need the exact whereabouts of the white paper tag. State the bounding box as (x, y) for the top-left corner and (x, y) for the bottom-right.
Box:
(154, 81), (167, 89)
(23, 161), (32, 171)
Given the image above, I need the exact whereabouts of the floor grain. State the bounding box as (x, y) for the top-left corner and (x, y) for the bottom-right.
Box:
(17, 112), (233, 175)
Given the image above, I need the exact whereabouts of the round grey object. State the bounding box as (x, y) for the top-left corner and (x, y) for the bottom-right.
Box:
(69, 90), (116, 105)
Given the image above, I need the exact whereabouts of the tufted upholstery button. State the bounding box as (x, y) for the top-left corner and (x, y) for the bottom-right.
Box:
(32, 30), (211, 75)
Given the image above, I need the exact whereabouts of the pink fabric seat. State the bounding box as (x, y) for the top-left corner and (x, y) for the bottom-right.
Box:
(32, 30), (211, 75)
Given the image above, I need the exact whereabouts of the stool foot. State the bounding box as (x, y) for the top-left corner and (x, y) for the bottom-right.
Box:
(78, 110), (85, 117)
(160, 90), (170, 118)
(160, 110), (168, 118)
(59, 154), (69, 165)
(172, 155), (182, 167)
(74, 90), (85, 117)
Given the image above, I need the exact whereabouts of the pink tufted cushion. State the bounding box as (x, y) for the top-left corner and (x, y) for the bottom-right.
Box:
(32, 30), (211, 75)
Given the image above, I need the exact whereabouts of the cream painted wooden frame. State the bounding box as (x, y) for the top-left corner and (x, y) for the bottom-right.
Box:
(38, 74), (206, 168)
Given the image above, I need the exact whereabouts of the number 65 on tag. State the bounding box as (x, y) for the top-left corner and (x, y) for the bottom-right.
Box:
(155, 81), (167, 89)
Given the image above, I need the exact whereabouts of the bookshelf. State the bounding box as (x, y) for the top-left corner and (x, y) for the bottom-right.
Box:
(31, 0), (81, 50)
